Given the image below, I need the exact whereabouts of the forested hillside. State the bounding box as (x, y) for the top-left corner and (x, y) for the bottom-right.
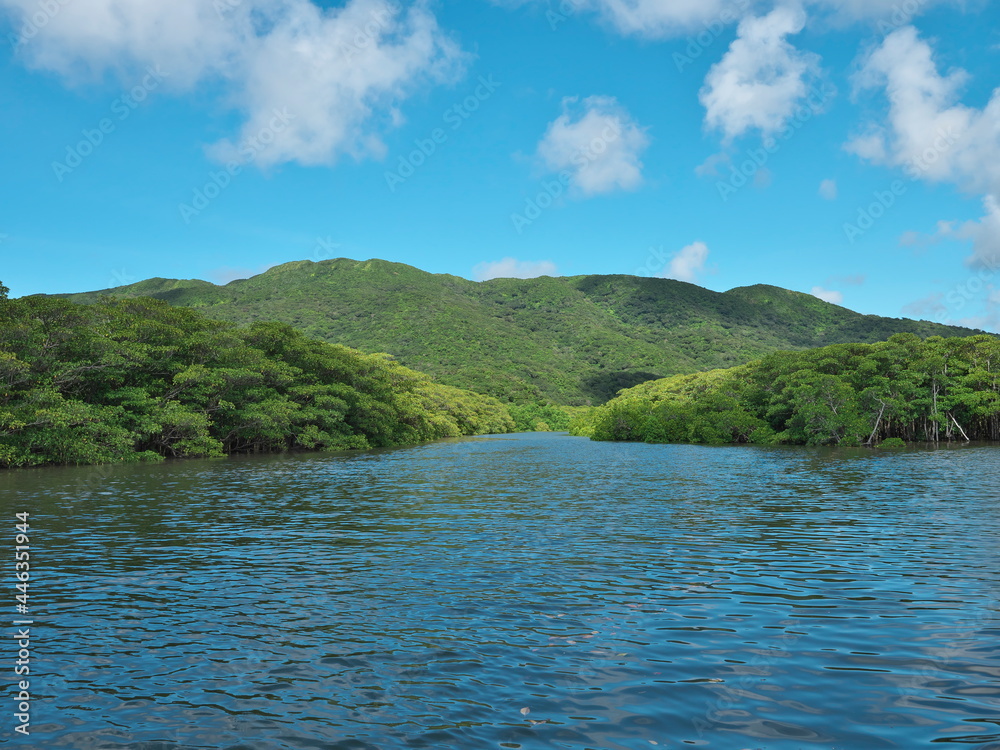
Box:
(0, 289), (514, 468)
(573, 334), (1000, 447)
(57, 258), (981, 405)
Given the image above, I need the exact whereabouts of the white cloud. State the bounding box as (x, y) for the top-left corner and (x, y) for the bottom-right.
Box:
(899, 220), (957, 250)
(659, 241), (709, 283)
(955, 196), (1000, 271)
(473, 258), (558, 281)
(491, 0), (745, 38)
(694, 151), (731, 177)
(844, 130), (887, 161)
(810, 0), (947, 22)
(583, 0), (741, 38)
(2, 0), (463, 168)
(848, 27), (988, 187)
(536, 95), (650, 196)
(902, 292), (946, 318)
(900, 197), (1000, 270)
(699, 7), (822, 141)
(849, 26), (1000, 269)
(819, 178), (838, 199)
(960, 217), (999, 267)
(811, 286), (844, 304)
(902, 285), (1000, 332)
(4, 0), (232, 86)
(955, 311), (1000, 333)
(495, 0), (949, 37)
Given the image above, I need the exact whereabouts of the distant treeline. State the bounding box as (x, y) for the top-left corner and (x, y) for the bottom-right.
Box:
(0, 291), (519, 468)
(572, 334), (1000, 446)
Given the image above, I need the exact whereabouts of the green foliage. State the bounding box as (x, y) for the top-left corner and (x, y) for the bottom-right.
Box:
(770, 371), (866, 446)
(878, 438), (907, 449)
(507, 402), (574, 432)
(0, 296), (513, 469)
(567, 409), (598, 438)
(55, 260), (982, 406)
(584, 334), (1000, 447)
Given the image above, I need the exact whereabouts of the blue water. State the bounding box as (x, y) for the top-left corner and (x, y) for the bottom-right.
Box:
(2, 433), (999, 749)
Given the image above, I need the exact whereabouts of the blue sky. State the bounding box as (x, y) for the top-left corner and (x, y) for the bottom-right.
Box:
(0, 0), (998, 330)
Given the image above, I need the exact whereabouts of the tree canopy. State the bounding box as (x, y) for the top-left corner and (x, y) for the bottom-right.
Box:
(573, 334), (1000, 447)
(0, 294), (514, 468)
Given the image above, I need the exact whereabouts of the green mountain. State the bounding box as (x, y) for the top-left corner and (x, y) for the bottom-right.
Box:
(56, 258), (983, 405)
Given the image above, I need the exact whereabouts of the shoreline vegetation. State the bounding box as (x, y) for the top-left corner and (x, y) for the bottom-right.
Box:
(2, 278), (999, 468)
(570, 334), (1000, 447)
(0, 293), (525, 469)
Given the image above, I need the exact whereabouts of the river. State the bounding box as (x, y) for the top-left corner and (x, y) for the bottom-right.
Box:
(1, 432), (998, 749)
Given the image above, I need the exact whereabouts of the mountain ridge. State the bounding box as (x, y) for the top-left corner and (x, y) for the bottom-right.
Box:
(52, 257), (985, 405)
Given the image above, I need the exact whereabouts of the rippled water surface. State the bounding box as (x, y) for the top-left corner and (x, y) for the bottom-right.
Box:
(2, 433), (1000, 749)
